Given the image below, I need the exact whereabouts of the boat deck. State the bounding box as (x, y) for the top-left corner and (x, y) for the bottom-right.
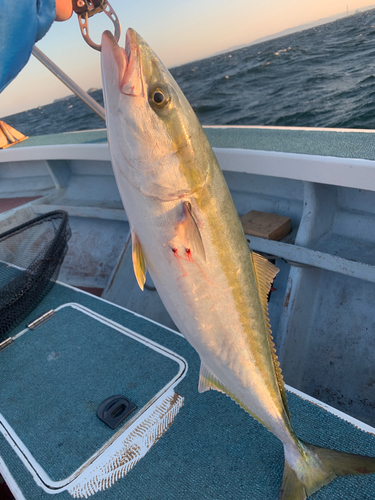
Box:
(2, 125), (375, 498)
(1, 282), (375, 499)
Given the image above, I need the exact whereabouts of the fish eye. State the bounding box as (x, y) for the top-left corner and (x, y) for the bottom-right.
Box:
(149, 86), (170, 109)
(153, 91), (164, 104)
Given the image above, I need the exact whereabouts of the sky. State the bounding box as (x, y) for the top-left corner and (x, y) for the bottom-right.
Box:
(1, 0), (375, 117)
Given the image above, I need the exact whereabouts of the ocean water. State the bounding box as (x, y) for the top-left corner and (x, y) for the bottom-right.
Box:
(3, 8), (375, 136)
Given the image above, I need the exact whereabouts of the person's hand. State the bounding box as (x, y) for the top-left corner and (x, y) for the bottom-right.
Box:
(55, 0), (73, 21)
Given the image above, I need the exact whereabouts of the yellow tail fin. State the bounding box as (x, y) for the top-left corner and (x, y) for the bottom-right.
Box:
(280, 440), (375, 499)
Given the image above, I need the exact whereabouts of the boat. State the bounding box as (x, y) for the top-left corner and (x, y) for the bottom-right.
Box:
(0, 124), (375, 498)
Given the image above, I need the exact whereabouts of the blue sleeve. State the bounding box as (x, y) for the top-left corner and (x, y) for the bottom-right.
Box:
(0, 0), (56, 93)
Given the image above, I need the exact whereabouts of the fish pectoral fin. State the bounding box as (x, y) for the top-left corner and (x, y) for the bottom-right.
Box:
(132, 231), (147, 291)
(175, 201), (206, 261)
(198, 363), (226, 394)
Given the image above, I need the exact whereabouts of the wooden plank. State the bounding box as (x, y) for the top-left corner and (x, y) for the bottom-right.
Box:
(240, 210), (292, 240)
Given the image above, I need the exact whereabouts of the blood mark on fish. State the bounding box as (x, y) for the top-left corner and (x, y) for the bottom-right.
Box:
(170, 246), (213, 285)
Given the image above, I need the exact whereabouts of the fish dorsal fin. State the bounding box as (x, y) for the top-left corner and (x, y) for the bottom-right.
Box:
(132, 231), (147, 291)
(198, 363), (226, 394)
(251, 252), (290, 417)
(175, 201), (206, 261)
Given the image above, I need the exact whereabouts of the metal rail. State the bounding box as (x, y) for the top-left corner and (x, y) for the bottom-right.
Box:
(32, 46), (106, 121)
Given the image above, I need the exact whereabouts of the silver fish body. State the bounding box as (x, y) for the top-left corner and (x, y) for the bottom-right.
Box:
(101, 28), (375, 499)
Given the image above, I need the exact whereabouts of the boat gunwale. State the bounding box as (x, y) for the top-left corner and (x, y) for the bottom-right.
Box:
(1, 141), (375, 193)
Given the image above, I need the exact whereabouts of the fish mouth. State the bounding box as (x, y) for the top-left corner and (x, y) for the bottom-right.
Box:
(101, 28), (143, 97)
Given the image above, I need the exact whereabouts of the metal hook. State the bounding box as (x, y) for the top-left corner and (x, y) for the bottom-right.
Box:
(75, 0), (121, 51)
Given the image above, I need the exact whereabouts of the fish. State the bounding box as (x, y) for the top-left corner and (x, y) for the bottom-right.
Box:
(101, 28), (375, 499)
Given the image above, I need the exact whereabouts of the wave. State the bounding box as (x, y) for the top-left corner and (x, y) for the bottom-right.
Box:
(4, 8), (375, 134)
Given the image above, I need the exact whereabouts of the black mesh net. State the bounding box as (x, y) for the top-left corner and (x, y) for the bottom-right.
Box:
(0, 211), (71, 340)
